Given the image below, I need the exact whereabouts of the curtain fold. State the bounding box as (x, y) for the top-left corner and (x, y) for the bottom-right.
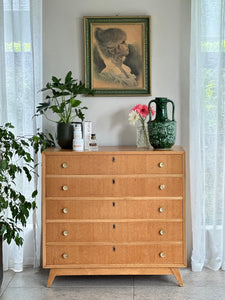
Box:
(190, 0), (225, 271)
(0, 0), (42, 271)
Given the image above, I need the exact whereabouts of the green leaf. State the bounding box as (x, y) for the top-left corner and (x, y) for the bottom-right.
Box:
(52, 76), (60, 83)
(32, 190), (38, 198)
(51, 105), (61, 113)
(65, 71), (72, 83)
(70, 99), (81, 108)
(0, 160), (8, 170)
(36, 101), (51, 113)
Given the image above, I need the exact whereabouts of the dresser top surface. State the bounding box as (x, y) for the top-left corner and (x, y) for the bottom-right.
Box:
(43, 145), (185, 155)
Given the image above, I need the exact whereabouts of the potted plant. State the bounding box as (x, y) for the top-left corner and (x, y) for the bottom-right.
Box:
(0, 123), (55, 287)
(35, 71), (94, 149)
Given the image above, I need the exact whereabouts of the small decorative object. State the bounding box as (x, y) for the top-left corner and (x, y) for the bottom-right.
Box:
(147, 97), (176, 149)
(34, 71), (94, 149)
(84, 16), (151, 96)
(73, 123), (84, 152)
(129, 104), (155, 148)
(88, 133), (98, 151)
(84, 121), (92, 150)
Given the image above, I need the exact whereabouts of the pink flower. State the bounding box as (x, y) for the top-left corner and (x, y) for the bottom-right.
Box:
(139, 105), (149, 117)
(131, 104), (155, 119)
(131, 104), (142, 113)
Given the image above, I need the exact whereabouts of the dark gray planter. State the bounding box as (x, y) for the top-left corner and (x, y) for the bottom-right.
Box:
(57, 123), (73, 149)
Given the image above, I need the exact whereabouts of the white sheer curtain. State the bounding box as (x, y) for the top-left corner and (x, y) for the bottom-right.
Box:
(0, 0), (42, 271)
(190, 0), (225, 271)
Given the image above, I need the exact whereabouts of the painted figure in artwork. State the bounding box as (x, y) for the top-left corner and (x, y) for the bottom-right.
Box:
(93, 27), (142, 88)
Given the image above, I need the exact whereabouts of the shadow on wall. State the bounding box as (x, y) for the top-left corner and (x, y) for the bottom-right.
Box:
(110, 108), (135, 146)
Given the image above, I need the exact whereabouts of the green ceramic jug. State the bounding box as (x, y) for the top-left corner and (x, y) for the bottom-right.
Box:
(147, 97), (176, 149)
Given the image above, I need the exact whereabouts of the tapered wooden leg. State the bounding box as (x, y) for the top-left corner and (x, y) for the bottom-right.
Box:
(46, 269), (57, 288)
(171, 268), (184, 287)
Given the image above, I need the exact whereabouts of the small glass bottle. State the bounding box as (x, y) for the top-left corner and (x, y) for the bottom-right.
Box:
(88, 133), (98, 151)
(73, 125), (84, 151)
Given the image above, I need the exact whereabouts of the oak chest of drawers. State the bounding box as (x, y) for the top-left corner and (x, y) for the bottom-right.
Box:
(42, 146), (186, 287)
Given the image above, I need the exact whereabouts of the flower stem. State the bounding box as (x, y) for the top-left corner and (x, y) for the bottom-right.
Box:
(141, 118), (150, 148)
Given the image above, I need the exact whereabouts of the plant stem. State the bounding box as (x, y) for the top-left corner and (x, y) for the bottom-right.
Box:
(54, 97), (65, 122)
(43, 113), (58, 123)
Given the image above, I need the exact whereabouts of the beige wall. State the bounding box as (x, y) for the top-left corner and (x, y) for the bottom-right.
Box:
(43, 0), (191, 264)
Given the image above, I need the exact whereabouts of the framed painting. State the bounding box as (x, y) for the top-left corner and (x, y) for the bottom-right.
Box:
(84, 16), (151, 96)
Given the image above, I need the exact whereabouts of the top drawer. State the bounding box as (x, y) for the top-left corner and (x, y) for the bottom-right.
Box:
(44, 154), (183, 175)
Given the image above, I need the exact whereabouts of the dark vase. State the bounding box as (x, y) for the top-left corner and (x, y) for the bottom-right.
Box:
(0, 236), (3, 288)
(57, 123), (73, 149)
(147, 97), (176, 149)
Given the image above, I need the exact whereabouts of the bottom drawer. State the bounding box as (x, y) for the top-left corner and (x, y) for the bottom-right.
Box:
(45, 244), (184, 266)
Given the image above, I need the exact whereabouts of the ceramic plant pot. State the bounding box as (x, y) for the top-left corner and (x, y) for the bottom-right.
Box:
(57, 123), (73, 149)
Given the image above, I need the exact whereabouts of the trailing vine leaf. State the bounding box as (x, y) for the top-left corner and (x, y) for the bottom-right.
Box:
(0, 123), (54, 246)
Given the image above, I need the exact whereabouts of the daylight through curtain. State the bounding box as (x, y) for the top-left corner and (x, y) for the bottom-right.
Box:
(0, 0), (42, 271)
(190, 0), (225, 271)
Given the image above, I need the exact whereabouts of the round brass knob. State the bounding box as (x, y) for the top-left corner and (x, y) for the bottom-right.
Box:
(62, 253), (68, 259)
(159, 184), (165, 190)
(159, 230), (166, 236)
(159, 207), (165, 213)
(62, 230), (69, 236)
(159, 162), (165, 168)
(159, 252), (166, 258)
(61, 162), (68, 168)
(62, 185), (68, 191)
(62, 208), (68, 214)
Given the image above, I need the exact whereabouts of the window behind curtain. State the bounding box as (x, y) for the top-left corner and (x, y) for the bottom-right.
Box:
(1, 0), (42, 270)
(200, 0), (225, 227)
(3, 0), (36, 135)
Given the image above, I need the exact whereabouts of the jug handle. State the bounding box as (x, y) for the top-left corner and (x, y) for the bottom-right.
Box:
(148, 100), (156, 121)
(167, 99), (175, 121)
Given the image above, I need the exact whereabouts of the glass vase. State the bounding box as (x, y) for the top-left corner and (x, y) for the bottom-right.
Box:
(136, 121), (150, 148)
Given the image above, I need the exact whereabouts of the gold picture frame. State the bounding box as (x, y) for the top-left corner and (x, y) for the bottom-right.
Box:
(84, 16), (151, 96)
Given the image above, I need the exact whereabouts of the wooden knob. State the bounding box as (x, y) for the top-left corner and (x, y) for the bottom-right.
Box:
(159, 184), (165, 190)
(62, 208), (68, 214)
(62, 230), (69, 236)
(159, 230), (165, 236)
(62, 253), (68, 259)
(61, 162), (68, 168)
(159, 252), (166, 258)
(159, 162), (165, 168)
(159, 207), (165, 213)
(62, 185), (68, 191)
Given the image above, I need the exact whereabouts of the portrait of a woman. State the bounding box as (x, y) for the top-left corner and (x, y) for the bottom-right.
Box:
(92, 26), (143, 89)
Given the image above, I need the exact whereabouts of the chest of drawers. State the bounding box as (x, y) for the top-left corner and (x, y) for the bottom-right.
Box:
(42, 146), (186, 287)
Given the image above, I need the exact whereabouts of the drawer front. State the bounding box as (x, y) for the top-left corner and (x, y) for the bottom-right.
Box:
(45, 154), (183, 175)
(46, 221), (183, 243)
(45, 176), (183, 197)
(46, 244), (184, 266)
(46, 199), (183, 220)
